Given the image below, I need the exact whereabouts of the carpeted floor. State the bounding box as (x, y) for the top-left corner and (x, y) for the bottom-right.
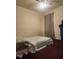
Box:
(17, 39), (63, 59)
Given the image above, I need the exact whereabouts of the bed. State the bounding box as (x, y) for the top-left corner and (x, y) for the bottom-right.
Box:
(16, 36), (53, 58)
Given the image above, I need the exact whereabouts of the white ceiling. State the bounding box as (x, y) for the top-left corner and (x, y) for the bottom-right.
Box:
(16, 0), (63, 13)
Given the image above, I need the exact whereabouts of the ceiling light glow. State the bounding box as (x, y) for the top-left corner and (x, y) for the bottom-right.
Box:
(39, 3), (48, 9)
(37, 2), (49, 11)
(34, 0), (51, 12)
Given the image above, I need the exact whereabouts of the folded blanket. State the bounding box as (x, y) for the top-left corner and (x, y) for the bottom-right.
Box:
(16, 41), (35, 58)
(16, 42), (29, 51)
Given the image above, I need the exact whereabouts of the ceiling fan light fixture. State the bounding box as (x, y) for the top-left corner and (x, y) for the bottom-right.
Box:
(35, 0), (52, 12)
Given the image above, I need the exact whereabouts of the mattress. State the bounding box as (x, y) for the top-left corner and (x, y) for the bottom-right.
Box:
(23, 36), (53, 49)
(16, 36), (53, 58)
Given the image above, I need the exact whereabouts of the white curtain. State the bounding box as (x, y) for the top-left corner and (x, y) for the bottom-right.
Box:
(44, 13), (55, 38)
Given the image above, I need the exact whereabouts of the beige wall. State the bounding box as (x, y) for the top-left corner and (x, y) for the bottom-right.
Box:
(44, 6), (63, 40)
(16, 5), (44, 37)
(16, 5), (63, 40)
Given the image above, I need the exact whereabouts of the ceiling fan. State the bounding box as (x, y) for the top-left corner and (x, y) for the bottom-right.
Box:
(34, 0), (60, 12)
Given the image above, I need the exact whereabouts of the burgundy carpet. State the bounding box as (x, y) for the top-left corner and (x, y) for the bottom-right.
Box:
(17, 39), (63, 59)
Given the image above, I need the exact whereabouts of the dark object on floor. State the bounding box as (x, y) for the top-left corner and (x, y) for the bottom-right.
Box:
(17, 39), (63, 59)
(16, 56), (21, 59)
(22, 53), (33, 59)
